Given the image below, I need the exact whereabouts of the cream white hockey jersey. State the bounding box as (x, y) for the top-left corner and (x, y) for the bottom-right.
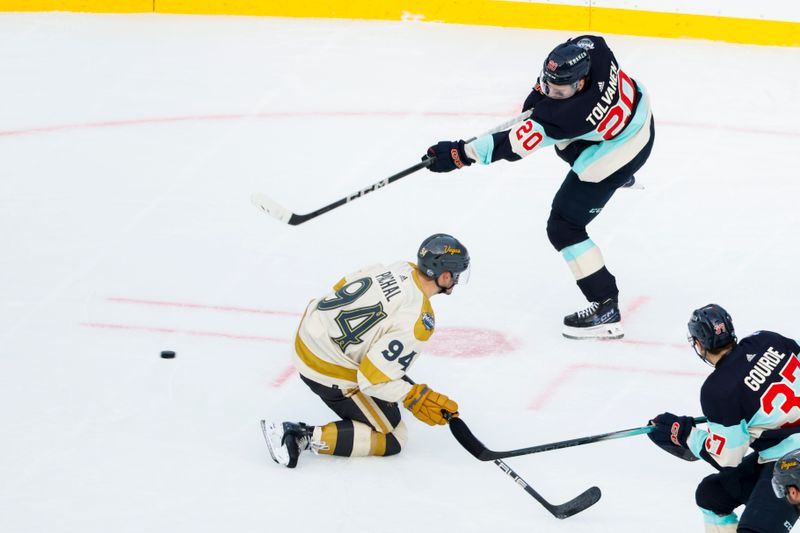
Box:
(293, 261), (435, 404)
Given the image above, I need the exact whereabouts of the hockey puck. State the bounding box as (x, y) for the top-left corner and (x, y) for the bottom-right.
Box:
(160, 350), (176, 359)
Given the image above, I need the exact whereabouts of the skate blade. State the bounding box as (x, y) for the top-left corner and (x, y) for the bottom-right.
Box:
(562, 323), (624, 340)
(260, 420), (290, 466)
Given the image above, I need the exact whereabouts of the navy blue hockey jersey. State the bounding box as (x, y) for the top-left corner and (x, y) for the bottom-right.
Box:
(687, 331), (800, 467)
(463, 35), (653, 183)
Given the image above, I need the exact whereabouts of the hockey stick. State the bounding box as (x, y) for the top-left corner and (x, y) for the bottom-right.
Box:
(448, 415), (708, 461)
(491, 457), (601, 519)
(444, 414), (600, 519)
(251, 110), (533, 225)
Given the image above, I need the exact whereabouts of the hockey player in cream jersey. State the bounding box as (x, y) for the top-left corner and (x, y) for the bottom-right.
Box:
(263, 234), (470, 468)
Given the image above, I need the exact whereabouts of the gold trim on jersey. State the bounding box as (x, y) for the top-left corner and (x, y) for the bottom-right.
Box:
(411, 268), (435, 342)
(295, 333), (358, 382)
(359, 355), (392, 385)
(332, 276), (347, 291)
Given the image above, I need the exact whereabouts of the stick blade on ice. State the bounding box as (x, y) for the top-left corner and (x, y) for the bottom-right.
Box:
(251, 193), (294, 224)
(552, 486), (602, 519)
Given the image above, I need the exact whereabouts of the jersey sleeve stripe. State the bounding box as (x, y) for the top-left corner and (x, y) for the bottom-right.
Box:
(359, 355), (392, 385)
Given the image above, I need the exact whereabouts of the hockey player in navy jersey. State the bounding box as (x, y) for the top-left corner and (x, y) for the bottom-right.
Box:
(423, 35), (654, 340)
(647, 304), (800, 532)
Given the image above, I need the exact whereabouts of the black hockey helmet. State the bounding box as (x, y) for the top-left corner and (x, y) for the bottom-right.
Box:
(417, 234), (470, 283)
(687, 304), (737, 357)
(539, 41), (591, 98)
(773, 449), (800, 498)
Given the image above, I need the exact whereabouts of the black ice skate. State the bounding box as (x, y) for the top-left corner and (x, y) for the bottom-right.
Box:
(562, 297), (624, 340)
(261, 420), (318, 468)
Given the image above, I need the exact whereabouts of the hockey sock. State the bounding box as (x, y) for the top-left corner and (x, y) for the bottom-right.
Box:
(561, 238), (605, 281)
(701, 509), (738, 533)
(575, 266), (618, 302)
(314, 420), (407, 457)
(560, 239), (618, 301)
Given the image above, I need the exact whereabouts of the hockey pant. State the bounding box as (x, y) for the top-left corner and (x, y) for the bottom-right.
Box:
(695, 453), (798, 533)
(547, 116), (655, 303)
(300, 374), (407, 457)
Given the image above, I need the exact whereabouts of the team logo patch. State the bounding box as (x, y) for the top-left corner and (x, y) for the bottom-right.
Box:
(576, 38), (595, 50)
(714, 322), (727, 335)
(547, 59), (559, 71)
(670, 422), (681, 446)
(780, 460), (799, 471)
(422, 313), (435, 331)
(450, 148), (464, 169)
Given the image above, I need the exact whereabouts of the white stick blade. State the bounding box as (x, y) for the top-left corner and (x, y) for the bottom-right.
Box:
(251, 193), (293, 224)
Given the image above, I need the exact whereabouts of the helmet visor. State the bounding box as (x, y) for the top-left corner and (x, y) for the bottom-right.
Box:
(452, 263), (471, 286)
(687, 332), (701, 355)
(539, 71), (580, 100)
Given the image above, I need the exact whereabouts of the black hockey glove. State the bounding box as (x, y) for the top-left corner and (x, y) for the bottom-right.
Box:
(646, 412), (699, 462)
(423, 140), (473, 173)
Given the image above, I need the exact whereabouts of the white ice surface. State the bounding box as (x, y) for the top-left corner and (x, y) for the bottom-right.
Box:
(1, 13), (799, 533)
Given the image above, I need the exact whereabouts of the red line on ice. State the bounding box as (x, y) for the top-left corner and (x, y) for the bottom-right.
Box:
(621, 295), (651, 319)
(271, 365), (297, 388)
(108, 296), (303, 317)
(616, 338), (687, 349)
(103, 298), (519, 357)
(81, 322), (291, 344)
(0, 110), (511, 138)
(2, 112), (796, 139)
(528, 362), (706, 411)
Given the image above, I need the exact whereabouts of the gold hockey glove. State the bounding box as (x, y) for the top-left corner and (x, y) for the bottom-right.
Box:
(403, 383), (459, 426)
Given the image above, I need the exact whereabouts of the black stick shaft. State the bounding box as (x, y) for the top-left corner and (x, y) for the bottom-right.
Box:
(449, 415), (707, 461)
(255, 110), (534, 225)
(444, 413), (600, 519)
(286, 158), (433, 225)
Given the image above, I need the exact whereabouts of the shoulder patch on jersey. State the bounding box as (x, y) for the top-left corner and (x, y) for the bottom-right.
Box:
(414, 304), (435, 341)
(422, 313), (435, 331)
(576, 38), (595, 50)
